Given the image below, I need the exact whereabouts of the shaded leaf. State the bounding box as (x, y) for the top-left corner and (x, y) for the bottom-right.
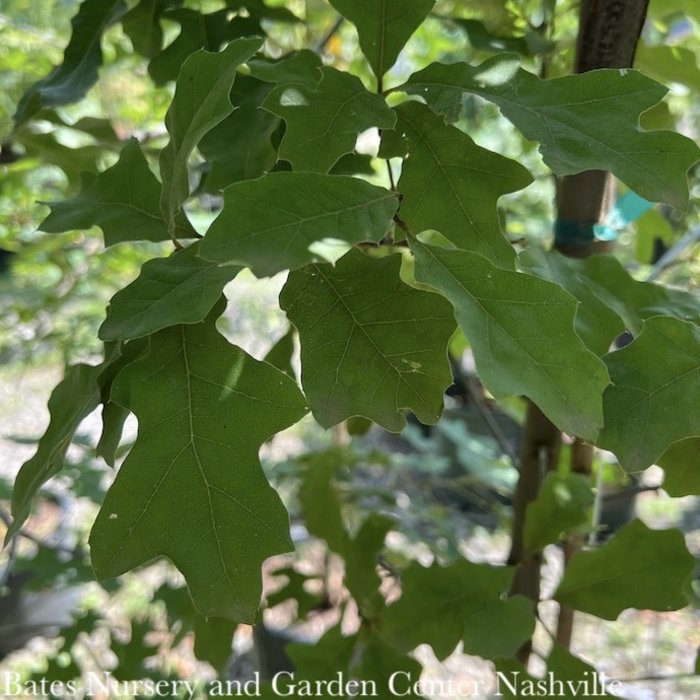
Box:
(300, 458), (347, 554)
(200, 173), (399, 277)
(356, 638), (424, 698)
(659, 438), (700, 497)
(148, 9), (260, 84)
(411, 239), (609, 440)
(159, 38), (263, 231)
(517, 248), (625, 355)
(281, 250), (455, 431)
(461, 596), (535, 659)
(455, 18), (554, 57)
(247, 50), (322, 87)
(565, 254), (700, 335)
(90, 305), (308, 620)
(554, 519), (694, 620)
(263, 67), (395, 173)
(155, 583), (235, 669)
(402, 58), (700, 209)
(9, 364), (102, 540)
(344, 513), (393, 616)
(199, 77), (280, 191)
(16, 130), (103, 185)
(636, 44), (700, 93)
(99, 242), (241, 341)
(110, 621), (159, 680)
(14, 0), (128, 124)
(122, 0), (175, 58)
(328, 0), (435, 81)
(264, 327), (295, 377)
(285, 625), (357, 684)
(598, 317), (700, 470)
(266, 566), (324, 618)
(40, 138), (195, 246)
(546, 644), (614, 698)
(381, 559), (531, 660)
(385, 101), (531, 267)
(523, 472), (593, 553)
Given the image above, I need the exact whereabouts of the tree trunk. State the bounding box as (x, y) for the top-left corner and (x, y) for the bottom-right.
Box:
(508, 0), (650, 664)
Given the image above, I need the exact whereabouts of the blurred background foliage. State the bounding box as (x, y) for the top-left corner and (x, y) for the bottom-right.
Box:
(0, 0), (699, 696)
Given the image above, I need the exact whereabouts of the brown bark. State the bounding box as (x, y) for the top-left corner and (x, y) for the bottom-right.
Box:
(508, 0), (650, 663)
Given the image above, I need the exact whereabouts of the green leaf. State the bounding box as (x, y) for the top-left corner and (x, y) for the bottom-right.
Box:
(356, 638), (424, 699)
(14, 0), (128, 125)
(300, 458), (347, 554)
(198, 77), (280, 191)
(281, 249), (455, 432)
(9, 364), (102, 540)
(155, 583), (235, 670)
(546, 644), (614, 698)
(402, 59), (700, 209)
(89, 305), (308, 620)
(381, 559), (532, 660)
(159, 38), (263, 232)
(95, 339), (149, 467)
(99, 242), (241, 341)
(454, 18), (554, 57)
(598, 317), (700, 471)
(523, 472), (594, 553)
(517, 248), (625, 355)
(121, 0), (172, 59)
(263, 67), (396, 173)
(285, 625), (357, 682)
(461, 596), (535, 659)
(15, 130), (103, 186)
(385, 101), (531, 267)
(264, 327), (295, 377)
(110, 621), (159, 680)
(39, 138), (195, 246)
(148, 9), (260, 84)
(95, 402), (129, 467)
(344, 514), (393, 616)
(562, 254), (700, 336)
(411, 239), (609, 440)
(554, 519), (694, 620)
(328, 0), (435, 81)
(659, 438), (700, 497)
(266, 566), (324, 617)
(247, 50), (322, 87)
(636, 45), (700, 93)
(199, 174), (399, 277)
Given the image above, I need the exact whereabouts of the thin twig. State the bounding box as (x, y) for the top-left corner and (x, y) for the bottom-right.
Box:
(0, 504), (78, 555)
(464, 375), (521, 468)
(315, 17), (344, 53)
